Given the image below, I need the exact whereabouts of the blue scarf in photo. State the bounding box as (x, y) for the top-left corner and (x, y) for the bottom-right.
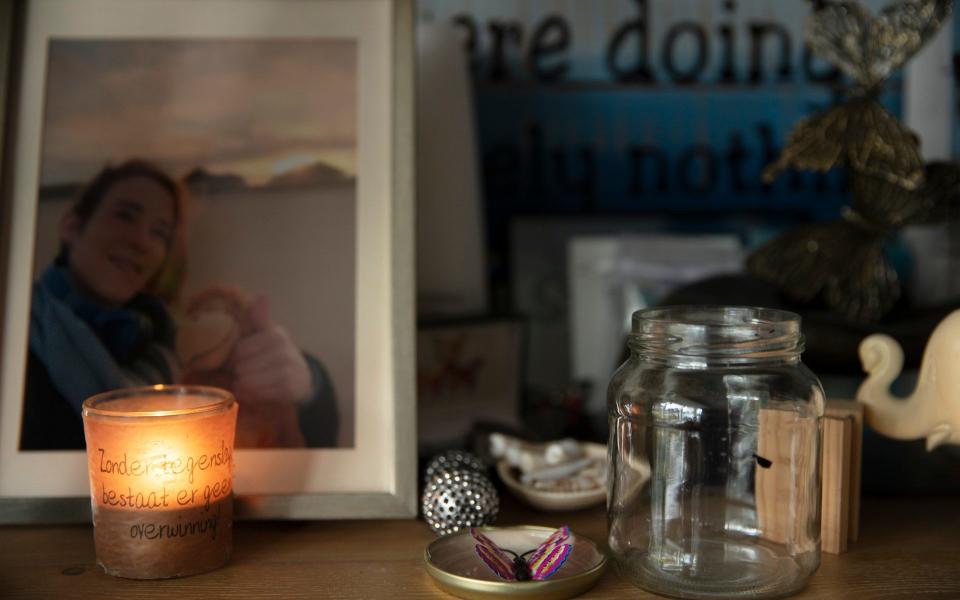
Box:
(29, 265), (161, 414)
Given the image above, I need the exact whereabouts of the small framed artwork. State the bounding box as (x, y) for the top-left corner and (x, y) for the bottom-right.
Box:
(0, 0), (415, 521)
(417, 317), (525, 451)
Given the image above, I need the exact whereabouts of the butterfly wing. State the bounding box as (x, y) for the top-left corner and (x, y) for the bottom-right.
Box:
(526, 526), (571, 564)
(805, 0), (951, 87)
(805, 1), (877, 84)
(869, 0), (953, 83)
(852, 160), (960, 227)
(824, 239), (900, 323)
(763, 100), (923, 190)
(528, 543), (572, 581)
(526, 526), (573, 581)
(846, 100), (923, 189)
(747, 219), (899, 323)
(746, 221), (853, 302)
(851, 172), (928, 227)
(471, 528), (517, 581)
(762, 105), (848, 184)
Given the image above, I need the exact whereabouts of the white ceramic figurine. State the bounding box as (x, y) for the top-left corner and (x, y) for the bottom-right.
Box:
(857, 309), (960, 451)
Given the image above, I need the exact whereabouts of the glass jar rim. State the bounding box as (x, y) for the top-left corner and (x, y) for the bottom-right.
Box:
(82, 385), (235, 418)
(632, 305), (800, 330)
(629, 305), (803, 361)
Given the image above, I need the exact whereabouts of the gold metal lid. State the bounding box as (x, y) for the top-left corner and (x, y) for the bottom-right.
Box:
(424, 525), (607, 600)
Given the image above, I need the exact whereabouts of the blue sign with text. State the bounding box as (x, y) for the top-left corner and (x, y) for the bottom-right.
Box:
(418, 0), (910, 281)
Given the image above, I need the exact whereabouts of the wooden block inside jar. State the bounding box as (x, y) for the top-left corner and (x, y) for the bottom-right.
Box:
(757, 400), (863, 555)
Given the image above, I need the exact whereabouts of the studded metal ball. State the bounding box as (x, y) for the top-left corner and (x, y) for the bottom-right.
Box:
(424, 450), (487, 483)
(421, 467), (499, 536)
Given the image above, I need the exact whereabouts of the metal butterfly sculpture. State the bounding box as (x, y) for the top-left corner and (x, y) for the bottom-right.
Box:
(471, 526), (573, 581)
(749, 0), (959, 322)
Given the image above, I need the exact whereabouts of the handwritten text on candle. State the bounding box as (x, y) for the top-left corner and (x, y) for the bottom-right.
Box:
(96, 441), (232, 510)
(97, 440), (232, 484)
(129, 503), (223, 541)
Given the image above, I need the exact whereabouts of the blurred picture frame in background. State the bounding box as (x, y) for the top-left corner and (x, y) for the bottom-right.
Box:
(417, 317), (525, 453)
(0, 0), (415, 522)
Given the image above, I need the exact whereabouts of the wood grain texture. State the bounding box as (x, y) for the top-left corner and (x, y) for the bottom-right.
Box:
(820, 416), (851, 554)
(755, 408), (817, 548)
(1, 497), (958, 599)
(826, 399), (864, 541)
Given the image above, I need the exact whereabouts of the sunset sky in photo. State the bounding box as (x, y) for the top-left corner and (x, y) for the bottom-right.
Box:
(39, 39), (357, 187)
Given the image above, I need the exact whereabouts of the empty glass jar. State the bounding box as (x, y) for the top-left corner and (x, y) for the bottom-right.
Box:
(607, 306), (823, 599)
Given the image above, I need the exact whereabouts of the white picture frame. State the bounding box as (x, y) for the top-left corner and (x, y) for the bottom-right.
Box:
(0, 0), (416, 521)
(568, 233), (744, 417)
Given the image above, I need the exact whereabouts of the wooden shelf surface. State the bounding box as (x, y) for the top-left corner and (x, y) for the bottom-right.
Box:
(1, 496), (958, 599)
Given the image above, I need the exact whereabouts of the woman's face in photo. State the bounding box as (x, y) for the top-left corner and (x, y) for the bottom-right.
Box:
(63, 176), (175, 306)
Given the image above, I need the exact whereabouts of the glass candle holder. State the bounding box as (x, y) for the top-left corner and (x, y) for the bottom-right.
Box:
(82, 385), (238, 579)
(607, 306), (823, 599)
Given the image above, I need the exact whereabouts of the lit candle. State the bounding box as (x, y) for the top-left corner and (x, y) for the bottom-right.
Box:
(82, 385), (238, 579)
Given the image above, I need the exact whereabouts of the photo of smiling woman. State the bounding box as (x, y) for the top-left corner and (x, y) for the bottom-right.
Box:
(21, 159), (339, 451)
(17, 37), (358, 452)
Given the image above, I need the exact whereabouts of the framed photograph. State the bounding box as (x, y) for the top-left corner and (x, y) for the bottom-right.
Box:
(417, 317), (524, 453)
(0, 0), (415, 521)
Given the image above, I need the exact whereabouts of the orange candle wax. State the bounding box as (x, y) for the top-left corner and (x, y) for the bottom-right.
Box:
(82, 386), (238, 579)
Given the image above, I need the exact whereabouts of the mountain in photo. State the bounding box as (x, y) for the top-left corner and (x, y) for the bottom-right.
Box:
(183, 167), (248, 194)
(265, 161), (353, 189)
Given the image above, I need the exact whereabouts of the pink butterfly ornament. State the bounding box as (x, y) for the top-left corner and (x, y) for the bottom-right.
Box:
(471, 526), (573, 581)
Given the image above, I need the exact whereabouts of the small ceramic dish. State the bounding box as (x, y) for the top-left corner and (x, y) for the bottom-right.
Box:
(496, 443), (607, 511)
(424, 525), (607, 600)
